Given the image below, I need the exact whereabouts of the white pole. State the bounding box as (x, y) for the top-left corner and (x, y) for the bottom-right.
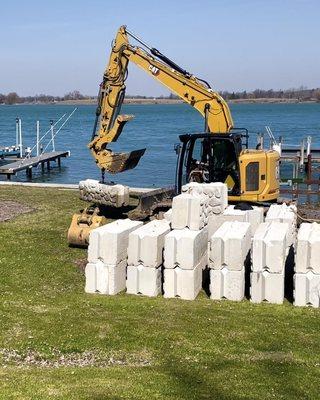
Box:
(307, 136), (312, 157)
(15, 117), (19, 147)
(19, 118), (23, 158)
(36, 121), (40, 156)
(50, 120), (55, 152)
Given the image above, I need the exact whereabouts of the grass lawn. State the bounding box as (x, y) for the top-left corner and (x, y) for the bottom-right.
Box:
(0, 186), (319, 399)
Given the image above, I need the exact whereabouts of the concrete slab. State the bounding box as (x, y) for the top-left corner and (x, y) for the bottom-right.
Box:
(296, 223), (320, 274)
(265, 203), (297, 246)
(126, 264), (162, 297)
(79, 179), (130, 207)
(294, 271), (320, 308)
(209, 221), (251, 270)
(163, 263), (203, 300)
(88, 219), (143, 264)
(252, 221), (288, 273)
(163, 208), (172, 223)
(85, 260), (126, 295)
(171, 193), (206, 230)
(182, 182), (228, 214)
(164, 228), (208, 270)
(210, 267), (245, 301)
(127, 220), (171, 267)
(250, 271), (284, 304)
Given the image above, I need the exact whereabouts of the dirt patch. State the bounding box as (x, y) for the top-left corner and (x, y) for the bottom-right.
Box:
(0, 201), (33, 222)
(74, 258), (87, 274)
(297, 204), (320, 224)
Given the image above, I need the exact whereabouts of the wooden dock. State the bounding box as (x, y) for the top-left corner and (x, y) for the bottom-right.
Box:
(0, 151), (70, 179)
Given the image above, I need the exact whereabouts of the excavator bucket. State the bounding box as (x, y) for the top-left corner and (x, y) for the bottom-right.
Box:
(98, 148), (146, 174)
(67, 208), (107, 247)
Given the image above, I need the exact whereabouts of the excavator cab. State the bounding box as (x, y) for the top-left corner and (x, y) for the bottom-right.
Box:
(175, 129), (279, 202)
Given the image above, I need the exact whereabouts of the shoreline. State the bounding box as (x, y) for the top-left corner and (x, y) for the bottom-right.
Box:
(1, 98), (319, 106)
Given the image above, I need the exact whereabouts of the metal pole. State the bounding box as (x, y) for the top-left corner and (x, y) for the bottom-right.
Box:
(50, 120), (55, 152)
(36, 121), (40, 156)
(15, 117), (19, 147)
(306, 136), (312, 157)
(19, 118), (23, 158)
(300, 139), (305, 169)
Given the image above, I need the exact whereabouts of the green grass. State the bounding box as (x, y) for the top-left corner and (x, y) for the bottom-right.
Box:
(0, 186), (319, 399)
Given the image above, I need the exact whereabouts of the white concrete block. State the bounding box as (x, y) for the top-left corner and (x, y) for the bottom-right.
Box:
(163, 263), (203, 300)
(296, 223), (320, 274)
(127, 220), (171, 268)
(252, 221), (288, 273)
(210, 267), (245, 301)
(126, 264), (162, 297)
(266, 203), (297, 246)
(250, 271), (284, 304)
(85, 260), (126, 295)
(164, 228), (208, 270)
(163, 208), (172, 223)
(182, 182), (228, 213)
(294, 272), (320, 308)
(208, 205), (264, 239)
(88, 219), (143, 264)
(79, 179), (130, 207)
(209, 221), (251, 270)
(171, 193), (206, 230)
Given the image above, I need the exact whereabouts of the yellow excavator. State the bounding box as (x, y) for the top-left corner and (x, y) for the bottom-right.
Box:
(68, 26), (279, 246)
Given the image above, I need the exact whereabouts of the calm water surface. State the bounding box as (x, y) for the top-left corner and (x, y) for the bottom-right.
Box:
(0, 103), (319, 187)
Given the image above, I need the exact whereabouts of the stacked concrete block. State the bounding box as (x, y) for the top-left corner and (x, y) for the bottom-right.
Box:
(208, 205), (264, 239)
(250, 221), (289, 304)
(294, 223), (320, 307)
(265, 203), (297, 247)
(85, 219), (143, 295)
(126, 220), (171, 297)
(209, 221), (251, 301)
(163, 208), (172, 224)
(172, 182), (228, 231)
(163, 228), (208, 300)
(79, 179), (130, 207)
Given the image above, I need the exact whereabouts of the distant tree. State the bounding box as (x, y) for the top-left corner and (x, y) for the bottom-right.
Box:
(5, 92), (20, 105)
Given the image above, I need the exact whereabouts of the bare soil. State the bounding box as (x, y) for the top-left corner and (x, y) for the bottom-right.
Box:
(297, 204), (320, 223)
(0, 201), (33, 222)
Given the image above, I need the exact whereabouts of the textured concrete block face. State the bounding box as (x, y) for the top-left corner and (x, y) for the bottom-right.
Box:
(210, 267), (245, 301)
(251, 222), (288, 273)
(163, 263), (202, 300)
(88, 219), (143, 264)
(250, 271), (284, 304)
(296, 223), (320, 274)
(209, 221), (251, 270)
(79, 179), (130, 207)
(265, 203), (297, 246)
(294, 272), (320, 308)
(182, 182), (228, 214)
(127, 220), (171, 267)
(208, 205), (264, 239)
(85, 260), (126, 295)
(126, 265), (162, 297)
(164, 228), (208, 270)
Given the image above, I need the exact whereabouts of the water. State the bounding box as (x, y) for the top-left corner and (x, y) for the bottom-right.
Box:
(0, 103), (319, 187)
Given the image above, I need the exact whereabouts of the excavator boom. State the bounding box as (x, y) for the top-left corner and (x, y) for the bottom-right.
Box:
(89, 26), (234, 174)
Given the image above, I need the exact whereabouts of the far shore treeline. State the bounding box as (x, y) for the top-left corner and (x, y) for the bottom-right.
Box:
(1, 87), (320, 105)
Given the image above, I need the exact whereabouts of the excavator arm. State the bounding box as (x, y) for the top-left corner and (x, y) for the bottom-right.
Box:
(89, 25), (234, 174)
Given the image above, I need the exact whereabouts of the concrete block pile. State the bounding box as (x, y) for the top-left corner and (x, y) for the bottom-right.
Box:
(85, 219), (143, 295)
(250, 221), (289, 304)
(171, 182), (228, 230)
(209, 221), (251, 301)
(208, 204), (264, 239)
(265, 203), (297, 247)
(79, 179), (130, 207)
(294, 223), (320, 307)
(126, 220), (171, 296)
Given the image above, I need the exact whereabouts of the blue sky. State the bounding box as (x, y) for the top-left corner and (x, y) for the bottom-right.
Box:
(1, 0), (319, 96)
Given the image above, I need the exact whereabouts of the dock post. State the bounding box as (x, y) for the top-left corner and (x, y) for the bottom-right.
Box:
(18, 118), (23, 158)
(50, 120), (55, 152)
(307, 154), (312, 203)
(58, 157), (61, 168)
(299, 139), (305, 170)
(306, 136), (312, 157)
(47, 161), (50, 170)
(41, 162), (45, 173)
(15, 117), (19, 147)
(36, 121), (40, 156)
